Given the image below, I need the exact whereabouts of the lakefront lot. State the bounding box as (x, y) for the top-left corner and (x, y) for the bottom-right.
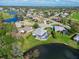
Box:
(18, 32), (77, 52)
(0, 7), (79, 59)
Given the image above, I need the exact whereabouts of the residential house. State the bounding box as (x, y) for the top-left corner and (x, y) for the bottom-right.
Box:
(52, 26), (68, 34)
(0, 7), (3, 11)
(32, 28), (48, 40)
(18, 26), (33, 34)
(15, 21), (23, 28)
(9, 7), (16, 11)
(52, 17), (61, 22)
(61, 12), (69, 18)
(26, 9), (34, 17)
(54, 12), (60, 17)
(11, 26), (33, 39)
(38, 11), (44, 16)
(11, 31), (22, 39)
(71, 33), (79, 42)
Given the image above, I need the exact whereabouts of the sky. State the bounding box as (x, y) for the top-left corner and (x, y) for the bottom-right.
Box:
(0, 0), (79, 6)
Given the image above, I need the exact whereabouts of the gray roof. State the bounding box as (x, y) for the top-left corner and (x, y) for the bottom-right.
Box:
(15, 21), (22, 27)
(18, 26), (33, 33)
(53, 26), (66, 32)
(22, 26), (33, 31)
(74, 34), (79, 41)
(33, 28), (47, 36)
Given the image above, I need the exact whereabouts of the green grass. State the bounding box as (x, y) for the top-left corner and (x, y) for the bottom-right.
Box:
(17, 32), (77, 53)
(55, 32), (77, 48)
(18, 34), (53, 52)
(70, 12), (79, 21)
(0, 12), (14, 20)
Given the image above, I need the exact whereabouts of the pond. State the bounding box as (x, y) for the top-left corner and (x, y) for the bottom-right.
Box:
(23, 43), (79, 59)
(3, 17), (19, 23)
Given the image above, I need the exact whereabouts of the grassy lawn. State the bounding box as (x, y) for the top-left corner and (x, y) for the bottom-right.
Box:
(70, 12), (79, 21)
(18, 34), (53, 52)
(17, 32), (78, 53)
(54, 32), (77, 48)
(0, 12), (14, 20)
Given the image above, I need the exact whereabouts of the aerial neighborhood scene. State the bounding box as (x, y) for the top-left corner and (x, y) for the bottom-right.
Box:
(0, 0), (79, 59)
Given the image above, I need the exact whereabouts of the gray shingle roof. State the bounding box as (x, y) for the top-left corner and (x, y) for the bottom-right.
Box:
(53, 26), (66, 32)
(74, 34), (79, 42)
(33, 28), (47, 36)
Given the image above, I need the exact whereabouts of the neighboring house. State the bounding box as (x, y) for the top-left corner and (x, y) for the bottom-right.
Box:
(71, 33), (79, 42)
(11, 32), (22, 39)
(9, 7), (16, 11)
(32, 16), (39, 20)
(52, 17), (61, 22)
(26, 9), (34, 17)
(0, 7), (3, 11)
(61, 12), (69, 18)
(3, 9), (8, 12)
(15, 21), (23, 28)
(52, 26), (68, 34)
(11, 26), (33, 39)
(38, 11), (44, 16)
(32, 28), (48, 40)
(18, 26), (33, 34)
(54, 12), (60, 17)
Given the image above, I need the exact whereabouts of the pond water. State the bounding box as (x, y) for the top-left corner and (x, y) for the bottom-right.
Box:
(3, 17), (19, 23)
(23, 43), (79, 59)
